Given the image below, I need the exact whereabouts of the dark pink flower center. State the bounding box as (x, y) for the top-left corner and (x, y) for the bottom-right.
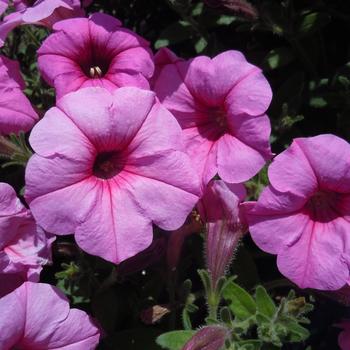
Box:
(93, 151), (124, 179)
(78, 51), (113, 79)
(199, 106), (228, 141)
(305, 191), (342, 222)
(24, 0), (36, 6)
(211, 107), (227, 130)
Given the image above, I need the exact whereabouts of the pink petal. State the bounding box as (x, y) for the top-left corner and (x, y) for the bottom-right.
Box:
(0, 287), (24, 348)
(25, 155), (97, 234)
(75, 181), (153, 263)
(268, 138), (318, 198)
(0, 12), (23, 47)
(0, 282), (100, 349)
(57, 87), (156, 152)
(0, 0), (8, 16)
(217, 133), (269, 183)
(109, 46), (154, 78)
(153, 63), (198, 117)
(277, 218), (350, 290)
(197, 179), (246, 222)
(225, 67), (272, 116)
(22, 0), (74, 23)
(246, 186), (308, 254)
(182, 51), (256, 106)
(294, 134), (350, 193)
(29, 106), (94, 160)
(226, 113), (272, 161)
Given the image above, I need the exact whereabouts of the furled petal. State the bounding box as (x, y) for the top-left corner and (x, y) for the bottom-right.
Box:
(197, 179), (246, 222)
(0, 12), (23, 47)
(0, 55), (38, 134)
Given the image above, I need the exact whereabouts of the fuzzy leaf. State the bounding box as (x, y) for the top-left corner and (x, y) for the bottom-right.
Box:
(156, 331), (195, 350)
(223, 281), (256, 320)
(255, 286), (276, 319)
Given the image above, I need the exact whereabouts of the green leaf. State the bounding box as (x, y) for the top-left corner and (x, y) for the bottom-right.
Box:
(255, 286), (277, 319)
(195, 37), (207, 53)
(155, 21), (193, 49)
(223, 281), (256, 320)
(237, 340), (263, 350)
(156, 330), (196, 350)
(261, 47), (294, 71)
(283, 320), (310, 342)
(216, 15), (236, 26)
(309, 96), (327, 108)
(296, 12), (330, 37)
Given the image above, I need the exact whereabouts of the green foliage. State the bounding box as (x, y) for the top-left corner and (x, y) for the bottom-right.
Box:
(156, 330), (196, 350)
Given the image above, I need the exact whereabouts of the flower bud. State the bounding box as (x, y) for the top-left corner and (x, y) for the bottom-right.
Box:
(197, 180), (247, 290)
(204, 0), (258, 19)
(182, 325), (230, 350)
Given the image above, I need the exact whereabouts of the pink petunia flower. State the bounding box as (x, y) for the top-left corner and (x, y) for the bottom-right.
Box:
(25, 87), (201, 264)
(38, 13), (154, 99)
(245, 134), (350, 290)
(153, 48), (272, 188)
(0, 182), (54, 297)
(338, 320), (350, 350)
(0, 0), (85, 47)
(0, 0), (8, 15)
(197, 180), (247, 289)
(0, 55), (38, 134)
(0, 281), (101, 349)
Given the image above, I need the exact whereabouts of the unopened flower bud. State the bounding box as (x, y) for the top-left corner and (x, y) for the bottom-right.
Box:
(197, 180), (247, 290)
(182, 325), (230, 350)
(204, 0), (258, 19)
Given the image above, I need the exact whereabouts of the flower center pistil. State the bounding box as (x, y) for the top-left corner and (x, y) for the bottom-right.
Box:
(93, 151), (124, 179)
(213, 108), (226, 128)
(89, 66), (103, 78)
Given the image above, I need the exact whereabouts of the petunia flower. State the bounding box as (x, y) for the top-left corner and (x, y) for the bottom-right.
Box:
(38, 13), (154, 99)
(0, 182), (54, 297)
(0, 55), (38, 134)
(0, 0), (85, 47)
(245, 134), (350, 290)
(0, 281), (101, 349)
(0, 0), (8, 15)
(338, 320), (350, 350)
(153, 48), (272, 188)
(197, 180), (247, 290)
(25, 87), (201, 264)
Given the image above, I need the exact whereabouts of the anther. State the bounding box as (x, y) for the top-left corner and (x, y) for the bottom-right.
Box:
(89, 66), (103, 78)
